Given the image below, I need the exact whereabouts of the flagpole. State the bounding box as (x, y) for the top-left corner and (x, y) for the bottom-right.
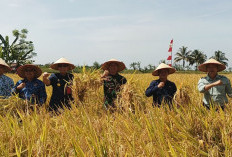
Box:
(171, 39), (173, 65)
(167, 39), (173, 67)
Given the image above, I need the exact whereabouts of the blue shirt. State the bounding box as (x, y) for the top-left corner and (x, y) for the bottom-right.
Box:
(145, 79), (177, 106)
(198, 74), (232, 107)
(48, 73), (73, 110)
(0, 75), (14, 98)
(12, 78), (47, 105)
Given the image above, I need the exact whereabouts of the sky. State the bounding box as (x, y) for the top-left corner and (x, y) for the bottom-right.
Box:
(0, 0), (232, 68)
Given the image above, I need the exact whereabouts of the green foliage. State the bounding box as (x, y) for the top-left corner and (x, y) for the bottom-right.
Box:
(92, 61), (101, 69)
(130, 62), (142, 71)
(159, 59), (166, 64)
(174, 46), (192, 69)
(189, 50), (207, 70)
(0, 29), (36, 65)
(210, 50), (228, 66)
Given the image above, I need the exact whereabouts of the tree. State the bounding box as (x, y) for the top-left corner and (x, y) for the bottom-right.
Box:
(130, 61), (142, 71)
(0, 29), (36, 65)
(147, 64), (155, 70)
(174, 46), (191, 69)
(130, 62), (137, 70)
(136, 61), (141, 71)
(92, 61), (101, 69)
(210, 50), (228, 66)
(189, 50), (207, 70)
(159, 59), (166, 64)
(172, 63), (184, 71)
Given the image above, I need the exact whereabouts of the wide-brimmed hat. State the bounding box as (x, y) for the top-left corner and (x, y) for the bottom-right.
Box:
(101, 59), (126, 72)
(50, 57), (75, 70)
(198, 58), (226, 72)
(152, 63), (176, 76)
(0, 58), (11, 73)
(17, 64), (42, 78)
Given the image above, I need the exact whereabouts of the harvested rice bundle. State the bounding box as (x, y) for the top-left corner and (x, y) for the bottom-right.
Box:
(117, 79), (145, 113)
(174, 85), (191, 107)
(72, 68), (102, 104)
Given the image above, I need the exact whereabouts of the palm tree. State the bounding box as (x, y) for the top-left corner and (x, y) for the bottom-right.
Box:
(174, 46), (192, 69)
(210, 50), (228, 66)
(189, 50), (207, 70)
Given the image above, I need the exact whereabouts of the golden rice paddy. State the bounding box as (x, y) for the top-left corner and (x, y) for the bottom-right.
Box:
(1, 71), (232, 156)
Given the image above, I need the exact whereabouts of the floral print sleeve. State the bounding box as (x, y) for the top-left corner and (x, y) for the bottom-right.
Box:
(0, 75), (14, 98)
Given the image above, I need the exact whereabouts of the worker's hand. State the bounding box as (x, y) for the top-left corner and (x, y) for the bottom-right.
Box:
(158, 82), (165, 88)
(101, 70), (109, 78)
(43, 72), (50, 78)
(17, 83), (26, 90)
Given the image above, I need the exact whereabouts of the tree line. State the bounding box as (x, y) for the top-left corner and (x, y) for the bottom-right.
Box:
(0, 29), (230, 73)
(173, 46), (228, 71)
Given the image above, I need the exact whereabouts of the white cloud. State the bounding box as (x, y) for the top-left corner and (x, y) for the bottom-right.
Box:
(54, 15), (120, 23)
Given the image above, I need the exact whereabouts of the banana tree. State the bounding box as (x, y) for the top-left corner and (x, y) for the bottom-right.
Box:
(0, 29), (36, 66)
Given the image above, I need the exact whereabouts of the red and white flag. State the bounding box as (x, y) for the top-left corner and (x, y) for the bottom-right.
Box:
(167, 39), (173, 66)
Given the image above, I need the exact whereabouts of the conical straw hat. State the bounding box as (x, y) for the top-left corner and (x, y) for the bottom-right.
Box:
(50, 57), (75, 70)
(152, 63), (176, 76)
(101, 59), (126, 72)
(198, 58), (226, 72)
(0, 58), (11, 73)
(17, 64), (42, 78)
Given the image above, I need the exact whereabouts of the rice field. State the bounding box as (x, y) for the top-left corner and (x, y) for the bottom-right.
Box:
(1, 70), (232, 156)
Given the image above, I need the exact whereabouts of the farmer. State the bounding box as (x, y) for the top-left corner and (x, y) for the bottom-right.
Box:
(12, 64), (47, 105)
(145, 63), (177, 108)
(0, 58), (14, 98)
(101, 59), (127, 111)
(43, 58), (75, 112)
(198, 58), (232, 110)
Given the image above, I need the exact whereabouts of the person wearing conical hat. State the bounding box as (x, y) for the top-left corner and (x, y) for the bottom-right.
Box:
(145, 63), (177, 108)
(101, 59), (127, 111)
(12, 64), (47, 105)
(198, 58), (232, 110)
(0, 58), (14, 98)
(43, 57), (75, 112)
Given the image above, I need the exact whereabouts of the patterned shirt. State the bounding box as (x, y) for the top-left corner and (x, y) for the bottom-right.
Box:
(48, 73), (74, 111)
(12, 79), (47, 105)
(103, 73), (127, 107)
(0, 75), (14, 98)
(145, 79), (177, 106)
(198, 75), (232, 107)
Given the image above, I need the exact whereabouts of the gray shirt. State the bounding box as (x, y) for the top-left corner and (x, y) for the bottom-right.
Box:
(198, 74), (232, 107)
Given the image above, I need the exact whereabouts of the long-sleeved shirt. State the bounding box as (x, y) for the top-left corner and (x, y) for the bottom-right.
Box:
(145, 79), (177, 107)
(0, 75), (14, 98)
(48, 73), (74, 111)
(12, 78), (47, 105)
(198, 74), (232, 107)
(103, 73), (127, 108)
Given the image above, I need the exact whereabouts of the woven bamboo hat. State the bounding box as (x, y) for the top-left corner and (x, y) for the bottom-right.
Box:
(198, 58), (226, 72)
(152, 63), (176, 76)
(101, 59), (126, 72)
(50, 57), (75, 70)
(0, 58), (11, 73)
(17, 64), (42, 78)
